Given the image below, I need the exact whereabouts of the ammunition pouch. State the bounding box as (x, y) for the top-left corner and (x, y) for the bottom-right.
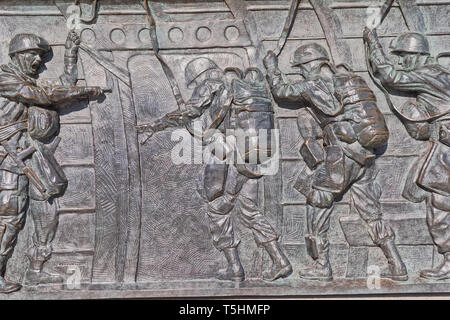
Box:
(28, 106), (59, 142)
(300, 137), (325, 170)
(405, 121), (431, 141)
(294, 165), (314, 198)
(28, 140), (67, 201)
(312, 145), (345, 194)
(295, 145), (346, 201)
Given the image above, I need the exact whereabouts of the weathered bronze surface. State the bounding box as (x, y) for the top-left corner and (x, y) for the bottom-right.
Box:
(0, 0), (448, 299)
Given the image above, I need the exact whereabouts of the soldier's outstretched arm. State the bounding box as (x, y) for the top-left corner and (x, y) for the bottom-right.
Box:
(263, 51), (306, 105)
(137, 112), (186, 134)
(137, 81), (216, 137)
(0, 73), (104, 107)
(363, 27), (425, 92)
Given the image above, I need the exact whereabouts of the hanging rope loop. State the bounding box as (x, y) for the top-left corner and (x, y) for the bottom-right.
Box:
(74, 0), (98, 23)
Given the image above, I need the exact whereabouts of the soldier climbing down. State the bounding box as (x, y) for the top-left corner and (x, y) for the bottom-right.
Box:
(138, 57), (292, 282)
(364, 28), (450, 281)
(264, 43), (408, 282)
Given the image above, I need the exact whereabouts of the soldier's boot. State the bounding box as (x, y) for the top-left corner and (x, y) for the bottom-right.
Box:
(299, 239), (333, 282)
(216, 247), (245, 282)
(420, 252), (450, 281)
(25, 260), (64, 286)
(262, 240), (293, 281)
(379, 239), (408, 281)
(0, 255), (21, 294)
(25, 246), (64, 286)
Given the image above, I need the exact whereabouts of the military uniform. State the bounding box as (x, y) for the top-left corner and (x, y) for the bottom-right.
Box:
(365, 29), (450, 280)
(265, 44), (407, 281)
(195, 69), (279, 252)
(0, 33), (102, 292)
(144, 58), (292, 281)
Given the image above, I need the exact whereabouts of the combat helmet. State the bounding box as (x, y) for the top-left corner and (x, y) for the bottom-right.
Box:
(9, 33), (50, 57)
(185, 57), (220, 88)
(390, 32), (430, 55)
(291, 43), (329, 66)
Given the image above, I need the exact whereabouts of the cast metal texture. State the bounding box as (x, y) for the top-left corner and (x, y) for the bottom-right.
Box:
(0, 0), (448, 299)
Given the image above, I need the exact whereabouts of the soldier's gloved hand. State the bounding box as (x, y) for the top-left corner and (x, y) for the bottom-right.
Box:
(136, 123), (154, 135)
(363, 27), (378, 44)
(82, 86), (106, 98)
(65, 30), (81, 56)
(92, 87), (105, 97)
(263, 50), (278, 71)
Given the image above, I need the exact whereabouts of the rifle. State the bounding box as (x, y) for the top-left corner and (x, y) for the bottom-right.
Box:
(1, 142), (48, 199)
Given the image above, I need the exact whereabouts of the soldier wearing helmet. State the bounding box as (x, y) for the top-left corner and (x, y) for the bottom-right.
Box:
(264, 44), (407, 282)
(290, 43), (330, 76)
(139, 57), (292, 282)
(0, 32), (105, 293)
(364, 28), (450, 281)
(389, 32), (430, 71)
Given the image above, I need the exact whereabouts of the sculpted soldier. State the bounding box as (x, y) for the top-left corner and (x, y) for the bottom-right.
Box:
(139, 57), (292, 282)
(264, 44), (408, 281)
(0, 32), (104, 293)
(364, 28), (450, 280)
